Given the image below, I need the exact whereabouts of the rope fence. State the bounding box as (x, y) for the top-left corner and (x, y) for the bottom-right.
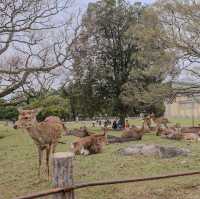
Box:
(15, 170), (200, 199)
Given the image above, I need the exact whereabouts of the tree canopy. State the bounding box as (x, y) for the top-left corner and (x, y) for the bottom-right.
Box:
(65, 0), (175, 122)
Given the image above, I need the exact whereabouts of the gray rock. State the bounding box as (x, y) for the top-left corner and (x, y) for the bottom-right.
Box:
(119, 144), (190, 158)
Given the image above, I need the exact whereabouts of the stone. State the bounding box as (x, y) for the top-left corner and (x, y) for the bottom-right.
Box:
(118, 144), (190, 158)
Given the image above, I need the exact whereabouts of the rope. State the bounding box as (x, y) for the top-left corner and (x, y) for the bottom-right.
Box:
(15, 171), (200, 199)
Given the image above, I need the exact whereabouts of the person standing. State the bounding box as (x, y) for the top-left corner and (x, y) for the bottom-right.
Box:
(125, 119), (130, 129)
(112, 120), (117, 130)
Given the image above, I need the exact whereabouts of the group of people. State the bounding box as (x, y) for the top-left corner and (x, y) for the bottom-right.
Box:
(112, 119), (130, 130)
(93, 119), (112, 128)
(93, 118), (130, 130)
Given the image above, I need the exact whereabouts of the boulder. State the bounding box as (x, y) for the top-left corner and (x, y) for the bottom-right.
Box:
(119, 144), (190, 158)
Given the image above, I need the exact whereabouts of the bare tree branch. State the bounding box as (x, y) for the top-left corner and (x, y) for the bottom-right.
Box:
(0, 0), (79, 99)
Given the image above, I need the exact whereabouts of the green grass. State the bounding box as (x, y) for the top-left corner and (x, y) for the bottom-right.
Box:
(1, 119), (200, 199)
(127, 117), (200, 126)
(168, 117), (200, 126)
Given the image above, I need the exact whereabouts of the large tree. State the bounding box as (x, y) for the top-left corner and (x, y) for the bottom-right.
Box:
(120, 6), (175, 116)
(69, 0), (175, 123)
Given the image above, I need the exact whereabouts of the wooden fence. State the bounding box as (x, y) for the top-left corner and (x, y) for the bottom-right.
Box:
(15, 152), (200, 199)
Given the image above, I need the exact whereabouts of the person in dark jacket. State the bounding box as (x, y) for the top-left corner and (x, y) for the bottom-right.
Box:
(117, 119), (123, 130)
(112, 120), (117, 130)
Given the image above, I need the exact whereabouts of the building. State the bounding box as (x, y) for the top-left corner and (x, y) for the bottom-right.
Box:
(164, 83), (200, 118)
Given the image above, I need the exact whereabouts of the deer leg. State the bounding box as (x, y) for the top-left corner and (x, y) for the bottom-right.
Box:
(156, 124), (160, 136)
(46, 145), (51, 178)
(38, 147), (43, 177)
(52, 143), (57, 154)
(80, 147), (90, 155)
(164, 123), (168, 128)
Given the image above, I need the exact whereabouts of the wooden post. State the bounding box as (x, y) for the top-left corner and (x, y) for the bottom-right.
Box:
(52, 152), (75, 199)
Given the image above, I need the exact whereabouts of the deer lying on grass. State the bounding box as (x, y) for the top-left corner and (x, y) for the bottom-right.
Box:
(158, 125), (200, 141)
(14, 109), (67, 177)
(121, 121), (150, 139)
(71, 129), (108, 155)
(181, 127), (200, 135)
(158, 126), (182, 140)
(182, 133), (200, 141)
(150, 113), (170, 129)
(180, 126), (200, 141)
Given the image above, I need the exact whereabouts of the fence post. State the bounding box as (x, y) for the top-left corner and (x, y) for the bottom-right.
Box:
(52, 152), (75, 199)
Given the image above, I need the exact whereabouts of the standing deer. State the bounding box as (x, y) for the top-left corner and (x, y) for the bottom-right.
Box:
(150, 113), (170, 130)
(14, 109), (67, 177)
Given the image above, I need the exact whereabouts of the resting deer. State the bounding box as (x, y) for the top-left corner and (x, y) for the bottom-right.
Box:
(150, 113), (170, 130)
(71, 129), (108, 155)
(158, 125), (200, 141)
(158, 126), (182, 140)
(179, 125), (200, 141)
(181, 127), (200, 135)
(121, 121), (150, 139)
(14, 109), (67, 177)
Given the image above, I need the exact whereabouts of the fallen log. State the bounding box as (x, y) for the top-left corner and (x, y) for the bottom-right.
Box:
(108, 136), (141, 144)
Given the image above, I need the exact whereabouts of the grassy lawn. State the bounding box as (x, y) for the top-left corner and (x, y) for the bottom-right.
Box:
(1, 118), (200, 199)
(127, 117), (200, 127)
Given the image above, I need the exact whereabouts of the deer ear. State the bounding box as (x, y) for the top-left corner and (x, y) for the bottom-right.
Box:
(17, 107), (23, 113)
(33, 108), (42, 114)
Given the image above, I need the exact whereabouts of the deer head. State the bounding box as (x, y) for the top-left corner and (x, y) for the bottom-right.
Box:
(14, 108), (41, 129)
(96, 128), (108, 145)
(150, 113), (155, 118)
(143, 116), (151, 127)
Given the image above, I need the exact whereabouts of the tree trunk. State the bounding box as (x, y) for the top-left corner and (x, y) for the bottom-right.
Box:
(119, 114), (125, 128)
(70, 100), (76, 121)
(112, 95), (127, 128)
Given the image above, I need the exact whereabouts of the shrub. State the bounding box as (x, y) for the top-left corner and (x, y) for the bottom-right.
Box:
(26, 95), (70, 121)
(0, 106), (18, 121)
(36, 106), (69, 121)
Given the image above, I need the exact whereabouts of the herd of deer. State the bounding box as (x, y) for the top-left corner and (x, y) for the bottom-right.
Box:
(148, 113), (200, 141)
(13, 109), (200, 177)
(13, 109), (107, 177)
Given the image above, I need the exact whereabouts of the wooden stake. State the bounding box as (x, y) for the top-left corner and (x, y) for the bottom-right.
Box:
(52, 152), (75, 199)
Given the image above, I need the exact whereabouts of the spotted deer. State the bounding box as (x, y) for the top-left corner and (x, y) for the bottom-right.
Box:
(14, 109), (67, 177)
